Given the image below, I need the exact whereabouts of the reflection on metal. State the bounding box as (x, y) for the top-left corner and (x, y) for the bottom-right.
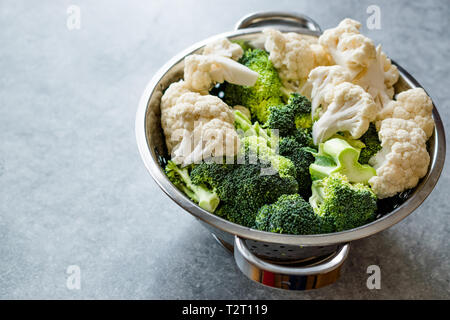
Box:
(234, 11), (322, 33)
(234, 236), (349, 290)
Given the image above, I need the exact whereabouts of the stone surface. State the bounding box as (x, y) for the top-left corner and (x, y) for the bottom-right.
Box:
(0, 0), (449, 299)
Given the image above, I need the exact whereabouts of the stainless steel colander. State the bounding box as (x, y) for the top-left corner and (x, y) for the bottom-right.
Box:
(135, 12), (446, 290)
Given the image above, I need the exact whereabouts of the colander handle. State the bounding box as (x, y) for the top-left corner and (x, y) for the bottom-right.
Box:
(234, 11), (322, 33)
(233, 236), (350, 290)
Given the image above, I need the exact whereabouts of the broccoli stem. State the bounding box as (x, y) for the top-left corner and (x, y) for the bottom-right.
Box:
(309, 180), (325, 213)
(234, 110), (255, 135)
(190, 185), (221, 213)
(166, 161), (220, 212)
(310, 137), (376, 184)
(252, 122), (270, 141)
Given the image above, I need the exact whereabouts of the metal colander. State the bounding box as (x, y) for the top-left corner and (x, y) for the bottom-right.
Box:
(135, 12), (446, 290)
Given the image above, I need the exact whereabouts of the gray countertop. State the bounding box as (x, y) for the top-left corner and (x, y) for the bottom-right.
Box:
(1, 0), (449, 299)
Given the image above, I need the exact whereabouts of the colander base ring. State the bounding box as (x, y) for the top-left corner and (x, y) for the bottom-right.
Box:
(211, 232), (348, 290)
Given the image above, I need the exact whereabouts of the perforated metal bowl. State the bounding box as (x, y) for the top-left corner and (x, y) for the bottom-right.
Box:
(135, 12), (446, 290)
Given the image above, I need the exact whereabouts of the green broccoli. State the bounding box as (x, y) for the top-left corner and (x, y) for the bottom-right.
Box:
(233, 109), (271, 143)
(190, 132), (298, 227)
(241, 135), (296, 179)
(309, 173), (377, 232)
(309, 137), (376, 184)
(358, 123), (382, 164)
(255, 194), (322, 235)
(165, 160), (220, 212)
(233, 109), (256, 136)
(190, 160), (298, 228)
(224, 48), (285, 123)
(233, 95), (315, 198)
(293, 128), (314, 148)
(278, 136), (316, 198)
(266, 93), (313, 137)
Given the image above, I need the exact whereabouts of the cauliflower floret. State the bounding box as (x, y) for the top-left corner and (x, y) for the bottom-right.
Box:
(312, 82), (378, 144)
(310, 42), (333, 66)
(202, 38), (243, 60)
(354, 45), (399, 108)
(172, 118), (239, 166)
(368, 118), (430, 198)
(184, 54), (258, 92)
(160, 80), (193, 152)
(161, 89), (239, 166)
(304, 65), (352, 118)
(263, 29), (332, 91)
(319, 19), (376, 77)
(161, 80), (192, 111)
(377, 88), (434, 139)
(160, 38), (254, 165)
(319, 18), (399, 109)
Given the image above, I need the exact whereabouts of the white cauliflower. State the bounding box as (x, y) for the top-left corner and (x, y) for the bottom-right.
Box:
(172, 118), (238, 166)
(263, 28), (332, 91)
(377, 88), (434, 139)
(354, 45), (399, 108)
(312, 82), (378, 144)
(304, 65), (352, 118)
(160, 84), (239, 166)
(319, 19), (376, 77)
(319, 18), (399, 109)
(184, 54), (258, 92)
(202, 38), (243, 60)
(160, 80), (195, 152)
(161, 80), (192, 113)
(160, 38), (254, 165)
(368, 118), (430, 198)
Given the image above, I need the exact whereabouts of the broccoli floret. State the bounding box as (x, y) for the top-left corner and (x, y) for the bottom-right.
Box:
(290, 128), (314, 148)
(190, 160), (298, 228)
(279, 137), (316, 199)
(295, 114), (313, 132)
(233, 109), (272, 143)
(309, 137), (376, 184)
(266, 93), (313, 137)
(255, 194), (322, 235)
(358, 123), (382, 164)
(241, 135), (297, 179)
(224, 49), (285, 123)
(260, 93), (315, 197)
(266, 105), (294, 137)
(309, 173), (377, 232)
(278, 136), (316, 198)
(191, 132), (298, 228)
(236, 111), (316, 200)
(165, 160), (220, 212)
(235, 114), (312, 198)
